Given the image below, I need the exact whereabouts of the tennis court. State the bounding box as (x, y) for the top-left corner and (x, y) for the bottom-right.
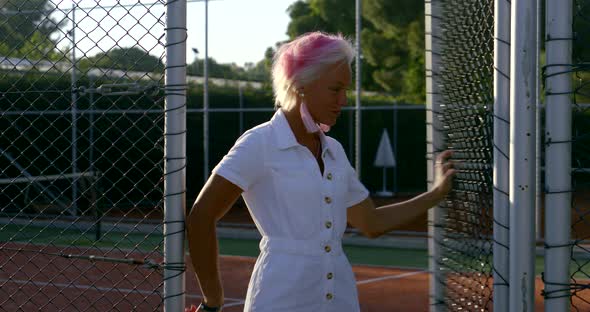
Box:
(2, 217), (589, 311)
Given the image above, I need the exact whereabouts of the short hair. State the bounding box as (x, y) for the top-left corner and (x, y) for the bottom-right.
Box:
(271, 32), (355, 110)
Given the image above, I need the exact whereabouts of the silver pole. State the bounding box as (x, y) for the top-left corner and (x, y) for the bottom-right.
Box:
(426, 0), (445, 310)
(348, 110), (353, 158)
(544, 0), (572, 310)
(535, 0), (542, 242)
(89, 75), (99, 240)
(203, 0), (210, 183)
(89, 75), (95, 175)
(164, 0), (187, 310)
(509, 0), (537, 310)
(239, 85), (244, 135)
(354, 0), (362, 177)
(393, 102), (398, 194)
(493, 0), (511, 309)
(70, 4), (78, 216)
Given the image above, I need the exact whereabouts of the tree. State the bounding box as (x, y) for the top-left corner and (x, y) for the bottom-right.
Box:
(0, 0), (65, 56)
(361, 0), (424, 102)
(80, 47), (164, 73)
(283, 0), (426, 102)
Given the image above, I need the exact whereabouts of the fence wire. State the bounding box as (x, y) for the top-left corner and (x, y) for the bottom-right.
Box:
(0, 1), (169, 310)
(569, 0), (590, 309)
(437, 0), (495, 310)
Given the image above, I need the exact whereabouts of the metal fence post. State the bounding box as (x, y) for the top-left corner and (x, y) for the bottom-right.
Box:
(164, 0), (187, 310)
(544, 0), (572, 310)
(493, 0), (511, 309)
(426, 0), (445, 310)
(509, 0), (537, 310)
(70, 3), (79, 216)
(203, 0), (210, 183)
(355, 0), (362, 177)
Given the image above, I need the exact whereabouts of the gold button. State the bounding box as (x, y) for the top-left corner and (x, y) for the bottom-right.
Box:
(325, 221), (332, 229)
(327, 272), (333, 279)
(326, 293), (333, 300)
(324, 196), (332, 204)
(327, 173), (333, 180)
(324, 245), (331, 253)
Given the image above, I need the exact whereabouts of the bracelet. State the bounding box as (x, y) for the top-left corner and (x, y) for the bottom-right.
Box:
(199, 302), (221, 312)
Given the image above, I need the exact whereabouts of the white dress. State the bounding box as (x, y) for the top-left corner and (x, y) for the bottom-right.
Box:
(212, 109), (369, 312)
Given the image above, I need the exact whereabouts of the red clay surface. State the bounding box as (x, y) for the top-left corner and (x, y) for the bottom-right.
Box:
(2, 242), (589, 311)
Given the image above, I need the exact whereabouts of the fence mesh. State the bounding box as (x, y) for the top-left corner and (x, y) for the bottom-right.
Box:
(0, 1), (169, 310)
(569, 0), (590, 309)
(437, 0), (495, 310)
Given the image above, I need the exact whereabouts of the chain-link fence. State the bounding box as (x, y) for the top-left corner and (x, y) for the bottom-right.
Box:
(0, 1), (185, 310)
(542, 0), (590, 310)
(568, 2), (590, 309)
(432, 0), (496, 310)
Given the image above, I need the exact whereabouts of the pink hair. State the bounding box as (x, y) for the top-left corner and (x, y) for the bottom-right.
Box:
(281, 33), (343, 78)
(272, 32), (354, 110)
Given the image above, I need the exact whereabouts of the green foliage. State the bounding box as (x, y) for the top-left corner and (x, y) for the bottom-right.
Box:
(0, 30), (65, 61)
(79, 47), (164, 73)
(284, 0), (426, 102)
(0, 0), (65, 51)
(0, 0), (66, 61)
(187, 57), (270, 82)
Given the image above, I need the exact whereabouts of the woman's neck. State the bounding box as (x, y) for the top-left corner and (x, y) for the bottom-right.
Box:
(281, 105), (319, 145)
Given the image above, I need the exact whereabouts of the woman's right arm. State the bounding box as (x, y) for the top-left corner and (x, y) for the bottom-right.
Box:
(186, 174), (243, 309)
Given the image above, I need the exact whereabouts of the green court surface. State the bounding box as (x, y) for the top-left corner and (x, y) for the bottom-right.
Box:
(1, 222), (587, 279)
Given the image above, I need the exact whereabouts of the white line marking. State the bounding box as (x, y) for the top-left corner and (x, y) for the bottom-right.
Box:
(356, 270), (427, 285)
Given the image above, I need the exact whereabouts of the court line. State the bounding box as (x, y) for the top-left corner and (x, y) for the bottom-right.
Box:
(0, 278), (244, 303)
(356, 270), (428, 285)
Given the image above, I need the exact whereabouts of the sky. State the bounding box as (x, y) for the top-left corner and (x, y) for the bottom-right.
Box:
(54, 0), (297, 67)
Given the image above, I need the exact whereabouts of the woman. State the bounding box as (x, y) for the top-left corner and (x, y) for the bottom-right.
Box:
(186, 32), (455, 312)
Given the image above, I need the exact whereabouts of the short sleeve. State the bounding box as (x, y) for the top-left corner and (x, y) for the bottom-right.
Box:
(212, 130), (265, 192)
(344, 161), (370, 208)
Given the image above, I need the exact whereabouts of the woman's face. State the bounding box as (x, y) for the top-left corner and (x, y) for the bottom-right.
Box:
(301, 62), (351, 126)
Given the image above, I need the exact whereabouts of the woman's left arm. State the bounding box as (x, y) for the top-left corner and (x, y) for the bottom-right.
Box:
(347, 150), (456, 238)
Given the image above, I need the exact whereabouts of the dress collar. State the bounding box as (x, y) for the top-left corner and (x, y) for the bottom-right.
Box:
(270, 109), (335, 160)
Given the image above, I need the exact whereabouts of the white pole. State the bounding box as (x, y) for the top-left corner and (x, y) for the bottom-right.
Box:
(509, 0), (537, 310)
(535, 0), (542, 242)
(164, 0), (187, 310)
(70, 4), (78, 216)
(355, 0), (362, 177)
(239, 85), (244, 135)
(426, 0), (445, 310)
(544, 0), (572, 310)
(382, 167), (387, 193)
(393, 102), (398, 194)
(493, 0), (511, 309)
(203, 0), (210, 183)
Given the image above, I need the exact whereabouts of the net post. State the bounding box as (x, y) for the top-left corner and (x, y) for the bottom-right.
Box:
(425, 0), (445, 310)
(509, 0), (538, 310)
(544, 0), (572, 310)
(164, 0), (187, 310)
(493, 0), (511, 309)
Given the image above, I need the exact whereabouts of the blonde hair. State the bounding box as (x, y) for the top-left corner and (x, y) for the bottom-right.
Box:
(271, 32), (355, 110)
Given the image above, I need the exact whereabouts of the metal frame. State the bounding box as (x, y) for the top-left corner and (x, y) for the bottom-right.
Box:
(355, 0), (362, 177)
(509, 0), (538, 310)
(544, 0), (573, 310)
(425, 0), (445, 310)
(493, 0), (511, 309)
(164, 0), (187, 310)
